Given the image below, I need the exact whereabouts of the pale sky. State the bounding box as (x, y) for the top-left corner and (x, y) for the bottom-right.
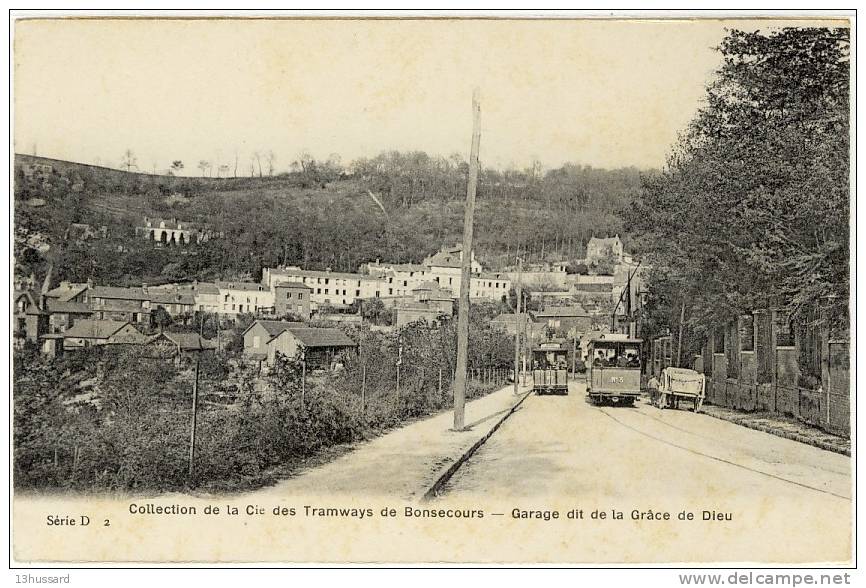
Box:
(13, 17), (848, 174)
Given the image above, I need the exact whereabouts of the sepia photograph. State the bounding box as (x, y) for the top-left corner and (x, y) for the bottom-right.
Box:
(8, 11), (854, 567)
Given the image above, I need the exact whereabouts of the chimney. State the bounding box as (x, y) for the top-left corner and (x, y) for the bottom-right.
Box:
(193, 280), (199, 290)
(142, 283), (148, 294)
(86, 278), (93, 289)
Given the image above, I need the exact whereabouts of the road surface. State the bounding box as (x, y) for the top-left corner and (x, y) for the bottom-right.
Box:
(437, 380), (851, 563)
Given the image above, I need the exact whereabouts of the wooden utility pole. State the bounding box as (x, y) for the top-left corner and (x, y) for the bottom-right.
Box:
(513, 257), (523, 395)
(361, 363), (367, 415)
(676, 300), (686, 368)
(188, 354), (201, 480)
(301, 351), (306, 407)
(453, 88), (481, 431)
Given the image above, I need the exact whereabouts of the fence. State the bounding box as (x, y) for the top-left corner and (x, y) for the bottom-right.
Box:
(700, 310), (850, 438)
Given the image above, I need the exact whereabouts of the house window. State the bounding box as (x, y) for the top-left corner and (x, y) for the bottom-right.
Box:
(355, 290), (361, 297)
(297, 305), (303, 313)
(286, 292), (291, 299)
(325, 289), (329, 294)
(298, 293), (303, 300)
(775, 313), (795, 347)
(325, 278), (329, 285)
(388, 288), (393, 295)
(375, 291), (380, 297)
(317, 288), (321, 294)
(403, 280), (407, 287)
(232, 304), (236, 310)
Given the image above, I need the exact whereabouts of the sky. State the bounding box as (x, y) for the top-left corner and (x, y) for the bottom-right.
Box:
(13, 16), (848, 175)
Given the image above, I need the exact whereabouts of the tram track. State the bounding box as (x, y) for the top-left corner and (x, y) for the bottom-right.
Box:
(624, 404), (850, 477)
(596, 406), (851, 501)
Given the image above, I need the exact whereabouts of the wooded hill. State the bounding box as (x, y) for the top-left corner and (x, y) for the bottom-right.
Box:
(14, 152), (647, 286)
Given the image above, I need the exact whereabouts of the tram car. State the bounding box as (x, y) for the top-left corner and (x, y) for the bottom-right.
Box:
(586, 337), (643, 405)
(531, 341), (569, 395)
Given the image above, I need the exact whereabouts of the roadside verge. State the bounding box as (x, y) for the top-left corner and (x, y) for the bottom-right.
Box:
(701, 404), (850, 456)
(421, 388), (534, 501)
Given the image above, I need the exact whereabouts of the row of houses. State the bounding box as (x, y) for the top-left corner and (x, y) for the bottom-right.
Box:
(37, 318), (216, 360)
(490, 304), (610, 342)
(262, 244), (513, 309)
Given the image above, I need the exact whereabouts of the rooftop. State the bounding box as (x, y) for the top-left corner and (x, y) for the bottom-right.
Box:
(63, 319), (134, 339)
(287, 327), (357, 348)
(215, 281), (269, 292)
(534, 305), (590, 318)
(248, 319), (307, 340)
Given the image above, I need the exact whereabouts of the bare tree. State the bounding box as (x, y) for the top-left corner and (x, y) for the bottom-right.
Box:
(253, 151), (263, 177)
(218, 164), (230, 178)
(296, 150), (314, 173)
(170, 160), (184, 176)
(266, 150), (277, 176)
(121, 149), (138, 172)
(198, 160), (210, 177)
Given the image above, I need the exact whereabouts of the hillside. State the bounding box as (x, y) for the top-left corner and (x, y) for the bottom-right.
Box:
(13, 153), (648, 287)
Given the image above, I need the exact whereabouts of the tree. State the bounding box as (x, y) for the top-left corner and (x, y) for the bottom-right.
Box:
(624, 28), (850, 333)
(265, 151), (276, 176)
(121, 149), (138, 172)
(151, 306), (173, 332)
(198, 160), (210, 177)
(169, 161), (184, 176)
(360, 298), (392, 326)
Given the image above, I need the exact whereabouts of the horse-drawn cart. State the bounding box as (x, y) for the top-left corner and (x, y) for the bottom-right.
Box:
(653, 367), (706, 412)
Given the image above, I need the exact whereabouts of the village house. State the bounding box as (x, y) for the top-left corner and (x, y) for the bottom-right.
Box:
(422, 244), (482, 296)
(365, 262), (431, 296)
(262, 267), (386, 308)
(534, 305), (594, 338)
(88, 285), (196, 325)
(585, 235), (624, 264)
(45, 299), (93, 334)
(147, 332), (217, 362)
(13, 290), (48, 347)
(242, 319), (357, 368)
(88, 286), (153, 324)
(215, 281), (275, 315)
(135, 217), (220, 245)
(44, 280), (91, 304)
(59, 319), (146, 350)
(490, 312), (545, 342)
(470, 272), (512, 302)
(395, 282), (454, 328)
(152, 281), (221, 314)
(266, 327), (357, 369)
(242, 319), (306, 360)
(273, 282), (312, 319)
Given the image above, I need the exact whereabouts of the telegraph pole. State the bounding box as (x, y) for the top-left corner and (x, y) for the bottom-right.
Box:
(188, 354), (200, 480)
(676, 300), (686, 368)
(513, 257), (523, 395)
(453, 88), (481, 431)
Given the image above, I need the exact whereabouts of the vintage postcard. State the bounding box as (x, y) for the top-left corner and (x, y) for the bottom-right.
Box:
(9, 12), (854, 566)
